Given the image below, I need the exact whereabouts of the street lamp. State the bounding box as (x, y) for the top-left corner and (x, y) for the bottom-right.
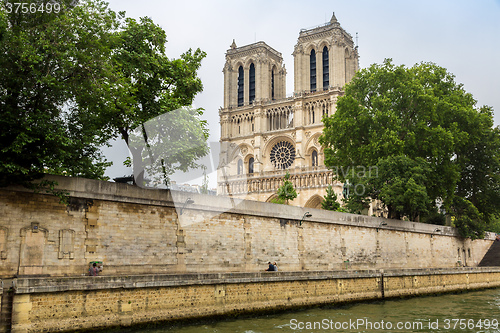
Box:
(431, 228), (442, 238)
(376, 221), (387, 232)
(300, 212), (312, 226)
(180, 198), (194, 215)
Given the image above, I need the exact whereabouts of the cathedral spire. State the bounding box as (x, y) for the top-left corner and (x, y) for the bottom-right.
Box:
(230, 39), (237, 49)
(330, 12), (337, 24)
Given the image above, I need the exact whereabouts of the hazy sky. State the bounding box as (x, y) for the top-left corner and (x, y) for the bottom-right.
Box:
(102, 0), (500, 181)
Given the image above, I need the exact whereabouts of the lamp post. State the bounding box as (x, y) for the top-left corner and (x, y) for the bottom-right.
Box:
(431, 228), (442, 238)
(300, 212), (312, 226)
(376, 221), (387, 232)
(180, 198), (194, 215)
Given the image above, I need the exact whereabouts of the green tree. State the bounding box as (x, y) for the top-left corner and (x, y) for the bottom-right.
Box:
(0, 0), (209, 190)
(86, 15), (208, 186)
(347, 156), (433, 221)
(320, 59), (500, 238)
(272, 171), (297, 205)
(127, 106), (209, 187)
(321, 185), (341, 211)
(488, 215), (500, 234)
(0, 0), (118, 188)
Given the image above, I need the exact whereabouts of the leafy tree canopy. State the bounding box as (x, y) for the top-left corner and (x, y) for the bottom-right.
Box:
(0, 0), (117, 188)
(0, 0), (208, 190)
(127, 106), (209, 187)
(320, 59), (500, 239)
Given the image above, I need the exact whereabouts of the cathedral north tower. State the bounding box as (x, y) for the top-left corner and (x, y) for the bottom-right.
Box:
(218, 13), (360, 209)
(222, 41), (286, 110)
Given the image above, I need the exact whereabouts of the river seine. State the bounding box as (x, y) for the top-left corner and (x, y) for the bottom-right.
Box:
(117, 288), (500, 333)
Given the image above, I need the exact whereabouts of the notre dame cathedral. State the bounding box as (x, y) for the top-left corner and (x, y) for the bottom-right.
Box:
(217, 13), (359, 209)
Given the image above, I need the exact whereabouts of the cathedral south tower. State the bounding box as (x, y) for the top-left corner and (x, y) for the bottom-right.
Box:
(218, 13), (359, 209)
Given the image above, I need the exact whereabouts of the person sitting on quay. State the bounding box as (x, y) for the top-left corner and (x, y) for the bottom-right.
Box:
(265, 261), (275, 271)
(89, 263), (99, 276)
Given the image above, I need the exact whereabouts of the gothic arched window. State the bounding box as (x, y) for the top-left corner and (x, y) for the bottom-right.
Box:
(312, 150), (318, 167)
(249, 63), (256, 104)
(248, 157), (254, 174)
(322, 46), (329, 90)
(310, 49), (316, 92)
(237, 66), (244, 107)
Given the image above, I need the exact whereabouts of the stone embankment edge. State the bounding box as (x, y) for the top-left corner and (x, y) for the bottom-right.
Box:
(5, 267), (500, 333)
(12, 267), (500, 294)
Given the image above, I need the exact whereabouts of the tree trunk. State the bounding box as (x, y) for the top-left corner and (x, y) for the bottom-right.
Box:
(129, 145), (145, 187)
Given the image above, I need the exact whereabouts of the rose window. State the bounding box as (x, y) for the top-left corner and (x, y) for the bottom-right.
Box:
(270, 141), (295, 169)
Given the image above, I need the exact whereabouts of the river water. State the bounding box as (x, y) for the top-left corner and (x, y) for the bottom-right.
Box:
(119, 288), (500, 333)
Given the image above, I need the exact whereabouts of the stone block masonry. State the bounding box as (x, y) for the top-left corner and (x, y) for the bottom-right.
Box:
(6, 268), (500, 332)
(0, 175), (496, 278)
(1, 175), (499, 332)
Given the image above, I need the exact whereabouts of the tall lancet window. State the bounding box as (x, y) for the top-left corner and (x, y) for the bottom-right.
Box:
(271, 68), (275, 100)
(237, 66), (244, 107)
(322, 46), (329, 90)
(249, 63), (256, 104)
(310, 49), (316, 92)
(312, 150), (318, 167)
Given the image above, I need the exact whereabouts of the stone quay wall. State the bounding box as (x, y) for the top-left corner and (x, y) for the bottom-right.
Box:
(0, 175), (496, 278)
(6, 268), (500, 332)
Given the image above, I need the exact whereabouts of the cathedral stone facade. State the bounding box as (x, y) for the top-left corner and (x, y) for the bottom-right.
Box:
(218, 14), (359, 208)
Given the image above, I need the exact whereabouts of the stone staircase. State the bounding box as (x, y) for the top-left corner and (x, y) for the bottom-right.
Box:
(478, 240), (500, 267)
